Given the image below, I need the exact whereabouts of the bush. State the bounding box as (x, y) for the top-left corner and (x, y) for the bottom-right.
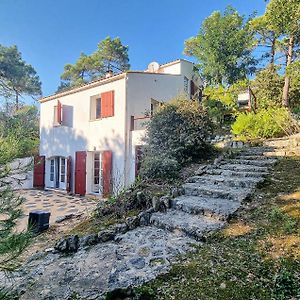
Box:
(139, 153), (181, 180)
(231, 107), (293, 139)
(140, 96), (213, 180)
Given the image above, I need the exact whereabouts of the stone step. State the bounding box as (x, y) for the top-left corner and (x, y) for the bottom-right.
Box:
(216, 164), (269, 173)
(224, 158), (277, 167)
(171, 195), (241, 220)
(206, 168), (267, 178)
(150, 210), (224, 241)
(187, 174), (261, 188)
(236, 154), (275, 160)
(183, 182), (251, 201)
(264, 149), (300, 157)
(241, 146), (274, 154)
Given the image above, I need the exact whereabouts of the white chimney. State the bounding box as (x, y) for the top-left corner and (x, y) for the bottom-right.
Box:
(105, 70), (113, 78)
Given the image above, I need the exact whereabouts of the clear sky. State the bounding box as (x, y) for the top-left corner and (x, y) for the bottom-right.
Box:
(0, 0), (267, 98)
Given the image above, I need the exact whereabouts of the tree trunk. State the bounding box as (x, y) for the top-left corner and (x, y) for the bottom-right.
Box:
(282, 34), (294, 107)
(270, 34), (276, 66)
(15, 91), (19, 111)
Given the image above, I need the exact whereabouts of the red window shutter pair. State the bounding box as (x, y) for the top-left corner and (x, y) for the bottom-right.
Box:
(101, 91), (114, 118)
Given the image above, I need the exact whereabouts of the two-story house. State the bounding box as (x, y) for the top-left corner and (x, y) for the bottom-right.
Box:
(33, 59), (202, 197)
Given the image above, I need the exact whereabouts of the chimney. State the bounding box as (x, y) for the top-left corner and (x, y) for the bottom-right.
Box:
(105, 69), (113, 78)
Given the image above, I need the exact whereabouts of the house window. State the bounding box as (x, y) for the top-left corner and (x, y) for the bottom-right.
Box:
(96, 98), (101, 119)
(184, 76), (189, 93)
(150, 99), (161, 116)
(50, 159), (54, 181)
(90, 90), (114, 120)
(60, 158), (66, 183)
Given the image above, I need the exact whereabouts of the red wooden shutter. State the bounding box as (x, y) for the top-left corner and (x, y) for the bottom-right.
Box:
(33, 155), (45, 189)
(57, 100), (62, 124)
(101, 91), (114, 118)
(66, 156), (72, 193)
(102, 151), (112, 197)
(75, 151), (86, 196)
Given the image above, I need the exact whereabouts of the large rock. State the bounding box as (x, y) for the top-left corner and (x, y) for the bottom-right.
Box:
(54, 235), (79, 253)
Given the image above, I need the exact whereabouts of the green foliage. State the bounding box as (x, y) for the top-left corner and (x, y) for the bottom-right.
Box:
(139, 154), (181, 180)
(184, 6), (256, 85)
(140, 96), (213, 180)
(0, 44), (42, 107)
(58, 36), (130, 91)
(249, 15), (280, 65)
(231, 108), (293, 139)
(203, 81), (248, 127)
(252, 66), (284, 108)
(265, 0), (300, 37)
(0, 105), (39, 164)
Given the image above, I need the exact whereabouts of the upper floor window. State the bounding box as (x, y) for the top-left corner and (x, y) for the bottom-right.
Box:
(96, 98), (101, 119)
(150, 99), (162, 116)
(90, 90), (114, 120)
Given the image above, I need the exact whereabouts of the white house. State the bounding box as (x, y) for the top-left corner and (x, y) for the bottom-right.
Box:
(35, 59), (202, 197)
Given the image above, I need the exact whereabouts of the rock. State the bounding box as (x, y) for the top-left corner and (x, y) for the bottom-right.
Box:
(138, 211), (151, 226)
(98, 230), (115, 242)
(44, 248), (55, 253)
(237, 141), (244, 148)
(214, 155), (224, 165)
(195, 165), (207, 176)
(80, 234), (99, 247)
(126, 216), (140, 230)
(54, 235), (79, 253)
(152, 196), (160, 211)
(129, 257), (146, 269)
(136, 191), (145, 204)
(55, 214), (74, 223)
(160, 195), (171, 210)
(114, 223), (128, 234)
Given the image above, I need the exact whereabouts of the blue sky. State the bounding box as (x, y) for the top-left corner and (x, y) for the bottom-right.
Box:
(0, 0), (267, 99)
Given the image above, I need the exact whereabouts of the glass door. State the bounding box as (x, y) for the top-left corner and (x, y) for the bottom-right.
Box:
(59, 157), (66, 190)
(93, 153), (102, 194)
(49, 158), (55, 188)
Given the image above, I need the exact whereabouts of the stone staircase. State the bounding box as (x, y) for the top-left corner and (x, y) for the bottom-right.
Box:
(3, 144), (285, 300)
(149, 146), (277, 242)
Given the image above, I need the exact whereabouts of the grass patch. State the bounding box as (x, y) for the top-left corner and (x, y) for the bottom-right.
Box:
(128, 157), (300, 300)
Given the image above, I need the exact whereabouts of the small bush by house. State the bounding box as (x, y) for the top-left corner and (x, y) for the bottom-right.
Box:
(140, 96), (213, 180)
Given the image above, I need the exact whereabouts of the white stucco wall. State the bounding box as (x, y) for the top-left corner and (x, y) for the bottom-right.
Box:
(3, 157), (33, 190)
(40, 77), (127, 194)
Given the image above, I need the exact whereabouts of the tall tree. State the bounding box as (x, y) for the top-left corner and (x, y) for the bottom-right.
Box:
(0, 45), (42, 110)
(184, 6), (256, 86)
(249, 15), (280, 66)
(265, 0), (300, 107)
(58, 37), (130, 91)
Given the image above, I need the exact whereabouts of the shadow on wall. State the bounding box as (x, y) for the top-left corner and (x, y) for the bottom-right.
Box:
(40, 126), (88, 157)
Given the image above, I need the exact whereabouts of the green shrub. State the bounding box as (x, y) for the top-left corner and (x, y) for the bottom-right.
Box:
(139, 153), (181, 180)
(231, 107), (293, 139)
(140, 96), (213, 180)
